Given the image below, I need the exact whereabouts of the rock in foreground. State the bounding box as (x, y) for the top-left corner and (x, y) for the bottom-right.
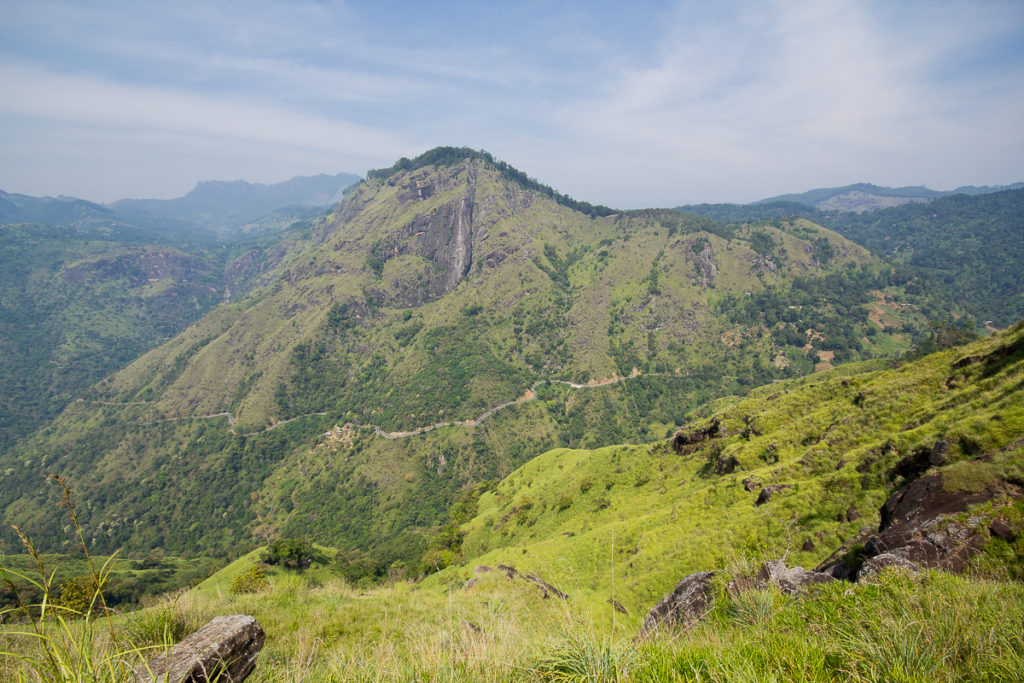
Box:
(134, 614), (265, 683)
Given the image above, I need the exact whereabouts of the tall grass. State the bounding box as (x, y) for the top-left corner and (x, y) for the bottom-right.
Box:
(0, 476), (174, 682)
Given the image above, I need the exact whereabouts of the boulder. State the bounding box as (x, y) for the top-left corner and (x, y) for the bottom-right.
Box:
(989, 519), (1017, 543)
(755, 484), (792, 506)
(134, 614), (265, 683)
(755, 560), (834, 595)
(638, 571), (716, 639)
(857, 552), (920, 580)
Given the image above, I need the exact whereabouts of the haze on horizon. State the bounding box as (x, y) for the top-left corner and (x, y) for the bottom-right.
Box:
(1, 0), (1023, 209)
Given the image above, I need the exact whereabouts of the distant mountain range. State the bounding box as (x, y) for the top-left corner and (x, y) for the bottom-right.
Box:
(1, 172), (361, 240)
(682, 181), (1024, 219)
(109, 172), (361, 237)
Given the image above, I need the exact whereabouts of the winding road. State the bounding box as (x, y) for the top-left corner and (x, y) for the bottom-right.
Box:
(83, 368), (672, 440)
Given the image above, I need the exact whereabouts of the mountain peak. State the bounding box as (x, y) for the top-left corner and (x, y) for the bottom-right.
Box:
(367, 147), (617, 218)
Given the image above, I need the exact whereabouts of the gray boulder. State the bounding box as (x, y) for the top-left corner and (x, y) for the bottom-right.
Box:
(638, 571), (717, 639)
(134, 614), (265, 683)
(756, 559), (835, 595)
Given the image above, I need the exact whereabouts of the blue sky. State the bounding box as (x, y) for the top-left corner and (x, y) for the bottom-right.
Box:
(1, 0), (1023, 207)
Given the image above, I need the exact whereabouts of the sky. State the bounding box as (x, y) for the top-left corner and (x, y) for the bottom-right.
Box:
(1, 0), (1023, 208)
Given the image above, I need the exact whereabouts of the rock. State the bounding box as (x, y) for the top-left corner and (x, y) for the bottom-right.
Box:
(755, 484), (792, 506)
(846, 507), (861, 522)
(463, 578), (478, 589)
(493, 563), (568, 600)
(526, 573), (569, 600)
(496, 564), (523, 580)
(857, 552), (920, 580)
(608, 598), (628, 615)
(929, 439), (950, 467)
(755, 560), (835, 595)
(801, 538), (816, 551)
(134, 614), (265, 683)
(714, 455), (740, 475)
(989, 519), (1017, 543)
(672, 418), (722, 453)
(637, 571), (717, 639)
(742, 476), (762, 492)
(474, 565), (493, 576)
(818, 472), (1021, 583)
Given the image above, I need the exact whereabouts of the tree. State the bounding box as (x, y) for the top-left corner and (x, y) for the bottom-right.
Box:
(261, 538), (325, 570)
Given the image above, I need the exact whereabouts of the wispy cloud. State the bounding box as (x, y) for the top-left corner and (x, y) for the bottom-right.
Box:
(1, 0), (1022, 205)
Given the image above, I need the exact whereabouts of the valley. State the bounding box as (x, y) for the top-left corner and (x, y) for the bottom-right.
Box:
(1, 148), (1022, 682)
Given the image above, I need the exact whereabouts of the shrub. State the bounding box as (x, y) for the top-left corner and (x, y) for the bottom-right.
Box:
(58, 575), (101, 615)
(229, 566), (268, 594)
(334, 548), (380, 585)
(261, 538), (325, 570)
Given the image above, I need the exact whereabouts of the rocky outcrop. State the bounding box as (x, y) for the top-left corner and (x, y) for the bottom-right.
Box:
(368, 175), (477, 303)
(134, 614), (265, 683)
(672, 418), (723, 454)
(488, 564), (569, 600)
(754, 560), (835, 595)
(755, 484), (792, 506)
(817, 472), (1022, 580)
(637, 571), (717, 639)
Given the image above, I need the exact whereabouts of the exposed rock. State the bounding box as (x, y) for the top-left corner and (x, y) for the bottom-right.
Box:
(474, 565), (493, 576)
(526, 573), (569, 600)
(801, 538), (816, 551)
(755, 484), (792, 506)
(817, 472), (1022, 581)
(930, 439), (950, 467)
(672, 418), (723, 454)
(755, 560), (835, 595)
(135, 614), (265, 683)
(637, 571), (716, 639)
(989, 519), (1017, 543)
(857, 552), (920, 580)
(846, 507), (861, 522)
(725, 575), (757, 597)
(742, 476), (762, 492)
(463, 578), (478, 589)
(493, 564), (568, 600)
(714, 455), (740, 475)
(608, 598), (628, 615)
(496, 563), (523, 580)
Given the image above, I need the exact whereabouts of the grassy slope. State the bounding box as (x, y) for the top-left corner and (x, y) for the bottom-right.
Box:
(3, 327), (1022, 682)
(106, 327), (1023, 681)
(434, 323), (1024, 620)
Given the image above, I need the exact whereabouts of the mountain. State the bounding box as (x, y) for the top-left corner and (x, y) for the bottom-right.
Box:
(0, 189), (117, 226)
(108, 172), (360, 238)
(0, 174), (361, 454)
(823, 189), (1024, 327)
(0, 148), (957, 564)
(752, 181), (1024, 213)
(680, 188), (1024, 328)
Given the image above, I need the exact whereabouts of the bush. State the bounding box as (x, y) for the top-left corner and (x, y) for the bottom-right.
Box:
(229, 566), (268, 594)
(334, 548), (380, 585)
(58, 575), (101, 614)
(261, 538), (325, 570)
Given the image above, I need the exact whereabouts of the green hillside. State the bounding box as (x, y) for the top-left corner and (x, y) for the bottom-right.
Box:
(7, 322), (1018, 682)
(0, 150), (964, 565)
